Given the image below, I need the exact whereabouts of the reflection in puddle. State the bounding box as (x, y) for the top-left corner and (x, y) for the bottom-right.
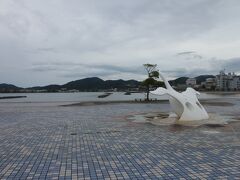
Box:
(201, 130), (220, 134)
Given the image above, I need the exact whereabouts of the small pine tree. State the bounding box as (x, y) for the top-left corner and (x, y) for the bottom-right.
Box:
(142, 64), (159, 101)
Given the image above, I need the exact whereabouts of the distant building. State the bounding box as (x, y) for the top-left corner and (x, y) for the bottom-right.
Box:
(186, 78), (196, 87)
(229, 76), (240, 91)
(216, 70), (240, 91)
(205, 78), (216, 90)
(67, 89), (79, 93)
(216, 70), (228, 91)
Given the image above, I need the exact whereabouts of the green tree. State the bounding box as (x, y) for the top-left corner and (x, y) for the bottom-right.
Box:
(142, 64), (159, 101)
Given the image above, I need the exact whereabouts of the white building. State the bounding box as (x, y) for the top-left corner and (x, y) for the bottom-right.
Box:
(216, 70), (240, 91)
(205, 78), (216, 90)
(229, 76), (240, 91)
(186, 78), (196, 87)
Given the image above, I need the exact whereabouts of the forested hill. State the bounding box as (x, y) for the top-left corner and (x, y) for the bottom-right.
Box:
(0, 75), (215, 92)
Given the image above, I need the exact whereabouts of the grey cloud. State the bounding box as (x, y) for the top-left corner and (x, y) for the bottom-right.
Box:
(1, 0), (240, 86)
(30, 62), (145, 77)
(163, 57), (240, 78)
(163, 68), (218, 79)
(211, 58), (240, 73)
(177, 51), (195, 55)
(36, 47), (56, 52)
(193, 54), (203, 59)
(30, 66), (59, 72)
(176, 51), (203, 60)
(92, 65), (145, 74)
(222, 58), (240, 72)
(62, 70), (120, 79)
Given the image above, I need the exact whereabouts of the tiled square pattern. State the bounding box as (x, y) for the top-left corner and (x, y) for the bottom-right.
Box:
(0, 103), (239, 179)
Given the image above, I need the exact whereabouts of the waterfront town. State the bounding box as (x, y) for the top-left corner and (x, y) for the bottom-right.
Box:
(185, 70), (240, 91)
(1, 70), (239, 93)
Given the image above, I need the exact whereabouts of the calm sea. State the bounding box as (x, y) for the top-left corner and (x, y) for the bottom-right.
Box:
(0, 92), (224, 103)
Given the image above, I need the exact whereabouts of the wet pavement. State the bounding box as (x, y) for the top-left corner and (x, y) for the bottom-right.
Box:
(0, 98), (240, 179)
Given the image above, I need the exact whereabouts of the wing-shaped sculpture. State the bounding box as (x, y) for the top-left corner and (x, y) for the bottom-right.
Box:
(151, 72), (209, 121)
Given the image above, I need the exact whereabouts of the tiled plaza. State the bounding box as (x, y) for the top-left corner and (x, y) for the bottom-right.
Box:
(0, 101), (239, 179)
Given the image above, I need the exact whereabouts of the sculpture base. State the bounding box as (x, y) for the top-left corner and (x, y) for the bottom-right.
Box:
(126, 112), (236, 127)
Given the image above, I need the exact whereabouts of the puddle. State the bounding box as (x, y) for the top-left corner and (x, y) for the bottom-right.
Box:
(201, 130), (220, 134)
(126, 112), (238, 127)
(204, 124), (225, 128)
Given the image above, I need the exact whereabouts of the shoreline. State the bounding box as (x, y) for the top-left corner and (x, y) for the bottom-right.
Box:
(61, 99), (235, 107)
(61, 100), (169, 106)
(0, 96), (27, 99)
(1, 91), (240, 94)
(203, 91), (240, 95)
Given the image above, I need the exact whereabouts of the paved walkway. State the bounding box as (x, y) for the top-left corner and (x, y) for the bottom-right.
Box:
(0, 103), (239, 179)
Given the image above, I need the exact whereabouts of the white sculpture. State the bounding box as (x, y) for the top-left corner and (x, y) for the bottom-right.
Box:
(151, 72), (209, 121)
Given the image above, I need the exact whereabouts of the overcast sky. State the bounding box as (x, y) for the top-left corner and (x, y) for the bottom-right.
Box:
(1, 0), (240, 87)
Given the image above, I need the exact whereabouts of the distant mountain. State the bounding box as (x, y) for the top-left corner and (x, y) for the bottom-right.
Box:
(0, 83), (20, 89)
(0, 83), (22, 92)
(104, 79), (140, 89)
(0, 75), (217, 93)
(195, 75), (215, 84)
(169, 75), (215, 86)
(63, 77), (105, 91)
(169, 77), (189, 86)
(25, 77), (140, 92)
(62, 77), (140, 91)
(29, 85), (62, 92)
